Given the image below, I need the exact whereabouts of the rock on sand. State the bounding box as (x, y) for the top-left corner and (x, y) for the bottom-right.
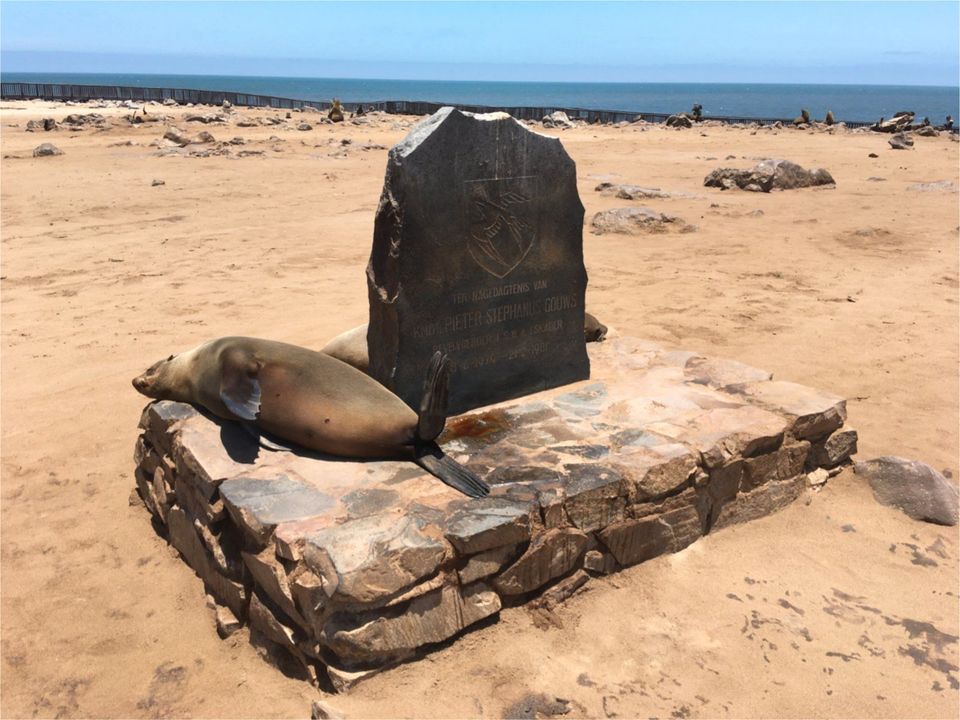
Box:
(590, 207), (696, 235)
(704, 158), (835, 192)
(854, 456), (959, 526)
(32, 143), (63, 157)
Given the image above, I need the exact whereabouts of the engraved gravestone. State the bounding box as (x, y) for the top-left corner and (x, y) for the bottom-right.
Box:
(367, 107), (590, 414)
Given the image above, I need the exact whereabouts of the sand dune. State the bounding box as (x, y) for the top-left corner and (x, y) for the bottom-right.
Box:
(1, 100), (957, 718)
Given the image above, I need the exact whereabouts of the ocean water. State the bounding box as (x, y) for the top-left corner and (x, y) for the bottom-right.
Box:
(3, 72), (958, 124)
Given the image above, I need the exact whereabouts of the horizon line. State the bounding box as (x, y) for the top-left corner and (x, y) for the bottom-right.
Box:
(2, 70), (957, 91)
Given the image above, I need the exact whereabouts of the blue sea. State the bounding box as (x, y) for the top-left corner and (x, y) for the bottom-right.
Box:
(3, 72), (958, 124)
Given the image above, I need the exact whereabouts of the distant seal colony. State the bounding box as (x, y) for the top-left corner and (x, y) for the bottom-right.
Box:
(132, 337), (489, 498)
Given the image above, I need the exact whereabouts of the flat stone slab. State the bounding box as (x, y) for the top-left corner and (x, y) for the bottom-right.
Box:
(133, 337), (855, 689)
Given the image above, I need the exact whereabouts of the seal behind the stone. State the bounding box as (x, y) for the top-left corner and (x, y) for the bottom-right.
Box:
(132, 337), (489, 498)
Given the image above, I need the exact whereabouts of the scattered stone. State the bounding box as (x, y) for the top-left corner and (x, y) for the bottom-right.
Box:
(866, 176), (886, 182)
(297, 122), (313, 131)
(192, 131), (216, 144)
(163, 127), (191, 146)
(888, 133), (913, 150)
(215, 605), (241, 638)
(542, 111), (575, 129)
(151, 179), (165, 187)
(874, 112), (914, 133)
(32, 143), (63, 157)
(502, 693), (571, 719)
(311, 699), (345, 720)
(594, 182), (698, 200)
(868, 152), (879, 158)
(854, 457), (959, 526)
(25, 117), (57, 132)
(163, 97), (178, 106)
(908, 180), (958, 192)
(914, 126), (939, 137)
(590, 207), (696, 234)
(806, 468), (829, 488)
(665, 114), (693, 128)
(704, 159), (835, 192)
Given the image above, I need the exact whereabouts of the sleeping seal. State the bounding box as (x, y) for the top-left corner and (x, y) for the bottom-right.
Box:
(321, 313), (609, 374)
(132, 337), (489, 498)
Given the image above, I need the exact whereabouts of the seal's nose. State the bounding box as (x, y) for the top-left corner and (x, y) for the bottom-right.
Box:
(132, 377), (145, 392)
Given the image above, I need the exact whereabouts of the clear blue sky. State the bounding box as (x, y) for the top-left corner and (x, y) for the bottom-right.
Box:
(2, 1), (958, 86)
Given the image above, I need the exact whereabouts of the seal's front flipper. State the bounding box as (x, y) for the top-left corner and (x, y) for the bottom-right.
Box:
(417, 351), (450, 442)
(219, 348), (262, 421)
(414, 443), (489, 499)
(240, 422), (294, 452)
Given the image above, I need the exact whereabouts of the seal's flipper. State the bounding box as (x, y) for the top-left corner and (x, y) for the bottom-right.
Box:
(414, 443), (489, 499)
(240, 422), (294, 452)
(417, 351), (449, 442)
(219, 349), (262, 421)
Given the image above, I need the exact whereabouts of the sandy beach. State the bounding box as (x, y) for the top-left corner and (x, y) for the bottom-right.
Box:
(1, 99), (958, 719)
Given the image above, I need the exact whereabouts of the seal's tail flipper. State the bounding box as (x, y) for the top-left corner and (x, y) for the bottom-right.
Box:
(414, 443), (489, 499)
(416, 351), (450, 443)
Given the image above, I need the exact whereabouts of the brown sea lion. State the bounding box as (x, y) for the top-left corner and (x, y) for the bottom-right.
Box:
(321, 314), (609, 373)
(583, 312), (608, 343)
(320, 324), (370, 373)
(132, 337), (488, 498)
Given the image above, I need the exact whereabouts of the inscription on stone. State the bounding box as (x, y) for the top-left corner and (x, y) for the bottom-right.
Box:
(367, 107), (590, 414)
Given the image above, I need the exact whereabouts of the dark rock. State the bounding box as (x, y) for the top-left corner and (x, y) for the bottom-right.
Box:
(808, 428), (858, 468)
(597, 504), (701, 566)
(712, 475), (806, 529)
(888, 133), (914, 150)
(493, 528), (588, 595)
(151, 179), (165, 187)
(321, 584), (500, 663)
(854, 457), (959, 526)
(704, 159), (835, 192)
(914, 126), (939, 137)
(304, 513), (447, 605)
(666, 114), (693, 128)
(32, 143), (63, 157)
(297, 122), (313, 131)
(219, 475), (336, 547)
(367, 107), (590, 414)
(562, 464), (626, 532)
(589, 207), (696, 234)
(444, 496), (534, 555)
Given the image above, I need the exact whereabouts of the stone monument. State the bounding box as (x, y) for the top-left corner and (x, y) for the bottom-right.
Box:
(367, 107), (590, 414)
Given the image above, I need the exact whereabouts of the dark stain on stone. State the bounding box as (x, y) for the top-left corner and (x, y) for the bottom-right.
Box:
(726, 593), (743, 602)
(444, 409), (513, 444)
(342, 487), (400, 517)
(384, 466), (427, 485)
(550, 444), (609, 459)
(485, 465), (561, 486)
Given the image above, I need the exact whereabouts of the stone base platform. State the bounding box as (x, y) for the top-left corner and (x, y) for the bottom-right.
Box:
(133, 337), (857, 691)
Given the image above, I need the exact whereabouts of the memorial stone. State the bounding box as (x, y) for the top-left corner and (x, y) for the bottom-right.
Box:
(367, 107), (590, 414)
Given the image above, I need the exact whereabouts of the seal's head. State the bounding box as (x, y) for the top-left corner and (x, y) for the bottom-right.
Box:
(132, 354), (181, 399)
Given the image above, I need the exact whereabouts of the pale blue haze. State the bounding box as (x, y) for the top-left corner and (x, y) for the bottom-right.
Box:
(2, 1), (958, 86)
